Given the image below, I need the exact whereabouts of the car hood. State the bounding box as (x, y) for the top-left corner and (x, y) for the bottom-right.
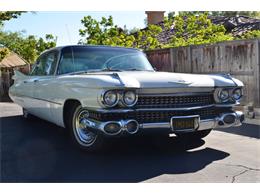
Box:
(98, 71), (243, 88)
(61, 71), (243, 89)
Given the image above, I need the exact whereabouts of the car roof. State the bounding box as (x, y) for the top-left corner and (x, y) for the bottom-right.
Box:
(41, 45), (141, 55)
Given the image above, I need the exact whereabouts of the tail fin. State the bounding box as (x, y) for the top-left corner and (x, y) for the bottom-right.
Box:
(12, 70), (27, 80)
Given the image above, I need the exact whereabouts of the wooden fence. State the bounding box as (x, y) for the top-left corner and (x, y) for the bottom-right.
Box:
(146, 39), (260, 107)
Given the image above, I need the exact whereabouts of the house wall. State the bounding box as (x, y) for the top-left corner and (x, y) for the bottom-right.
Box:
(146, 39), (260, 107)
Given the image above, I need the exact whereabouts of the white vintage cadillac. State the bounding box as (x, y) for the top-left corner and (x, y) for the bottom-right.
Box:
(9, 45), (245, 151)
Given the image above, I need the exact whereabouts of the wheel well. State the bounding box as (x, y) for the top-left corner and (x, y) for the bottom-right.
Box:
(63, 99), (81, 128)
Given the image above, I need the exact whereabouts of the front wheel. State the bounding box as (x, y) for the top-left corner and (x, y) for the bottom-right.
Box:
(67, 103), (104, 152)
(175, 129), (212, 140)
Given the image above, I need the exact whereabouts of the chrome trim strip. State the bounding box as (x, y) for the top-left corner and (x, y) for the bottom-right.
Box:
(90, 103), (237, 113)
(14, 94), (62, 105)
(135, 105), (215, 111)
(137, 87), (214, 94)
(137, 92), (213, 97)
(84, 111), (244, 136)
(214, 102), (240, 107)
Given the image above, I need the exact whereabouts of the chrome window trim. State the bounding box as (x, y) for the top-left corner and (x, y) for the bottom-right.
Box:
(30, 50), (60, 76)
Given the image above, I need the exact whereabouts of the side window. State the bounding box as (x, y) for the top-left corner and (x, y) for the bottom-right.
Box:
(58, 47), (73, 74)
(45, 52), (58, 75)
(31, 51), (58, 76)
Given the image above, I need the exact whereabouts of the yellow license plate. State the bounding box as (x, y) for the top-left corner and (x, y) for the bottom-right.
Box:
(171, 116), (200, 131)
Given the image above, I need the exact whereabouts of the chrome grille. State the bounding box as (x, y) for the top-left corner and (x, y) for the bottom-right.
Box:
(136, 93), (214, 108)
(134, 109), (217, 123)
(89, 107), (230, 123)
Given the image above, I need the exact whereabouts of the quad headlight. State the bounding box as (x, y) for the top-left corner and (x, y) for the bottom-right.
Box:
(122, 91), (137, 107)
(101, 90), (138, 107)
(214, 87), (242, 103)
(232, 88), (242, 101)
(102, 90), (118, 107)
(218, 89), (229, 102)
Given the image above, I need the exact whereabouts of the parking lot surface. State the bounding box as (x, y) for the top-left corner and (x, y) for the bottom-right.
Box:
(0, 102), (259, 182)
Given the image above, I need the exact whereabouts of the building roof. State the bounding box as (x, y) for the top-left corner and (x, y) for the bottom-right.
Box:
(210, 15), (260, 36)
(0, 52), (28, 69)
(154, 15), (260, 44)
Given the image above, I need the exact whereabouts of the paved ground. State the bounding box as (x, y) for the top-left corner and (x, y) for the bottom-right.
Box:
(0, 102), (259, 182)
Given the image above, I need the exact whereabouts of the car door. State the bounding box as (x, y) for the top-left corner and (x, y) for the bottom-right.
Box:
(30, 51), (59, 122)
(13, 58), (42, 112)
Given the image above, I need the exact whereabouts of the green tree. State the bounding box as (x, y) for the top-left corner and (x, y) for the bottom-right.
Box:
(167, 11), (260, 19)
(0, 31), (57, 63)
(165, 13), (234, 47)
(0, 47), (10, 61)
(0, 11), (26, 26)
(210, 11), (260, 19)
(79, 15), (162, 50)
(240, 30), (260, 39)
(0, 11), (27, 60)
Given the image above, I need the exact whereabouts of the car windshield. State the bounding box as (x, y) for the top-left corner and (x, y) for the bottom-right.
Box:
(58, 46), (154, 74)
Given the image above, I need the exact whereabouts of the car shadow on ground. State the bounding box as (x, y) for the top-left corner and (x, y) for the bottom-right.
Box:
(216, 121), (260, 139)
(1, 115), (230, 182)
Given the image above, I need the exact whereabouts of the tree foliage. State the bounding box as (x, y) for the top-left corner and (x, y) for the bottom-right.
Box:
(78, 13), (236, 50)
(0, 31), (57, 63)
(0, 11), (26, 26)
(79, 15), (162, 50)
(163, 13), (234, 47)
(239, 30), (260, 39)
(0, 47), (10, 61)
(167, 11), (260, 19)
(210, 11), (260, 19)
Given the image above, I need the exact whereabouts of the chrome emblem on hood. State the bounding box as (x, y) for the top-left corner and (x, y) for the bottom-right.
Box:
(168, 80), (192, 85)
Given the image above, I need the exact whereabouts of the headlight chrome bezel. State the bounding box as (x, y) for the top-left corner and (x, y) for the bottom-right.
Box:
(122, 90), (138, 107)
(101, 89), (138, 108)
(214, 87), (243, 103)
(101, 90), (119, 107)
(232, 88), (243, 101)
(218, 89), (230, 102)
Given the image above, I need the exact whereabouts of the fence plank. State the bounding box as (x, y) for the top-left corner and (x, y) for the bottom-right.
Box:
(146, 39), (260, 107)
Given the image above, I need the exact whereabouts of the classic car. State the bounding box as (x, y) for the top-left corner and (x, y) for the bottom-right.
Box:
(9, 45), (245, 151)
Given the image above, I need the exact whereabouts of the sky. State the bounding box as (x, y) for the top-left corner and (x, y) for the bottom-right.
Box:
(2, 11), (147, 46)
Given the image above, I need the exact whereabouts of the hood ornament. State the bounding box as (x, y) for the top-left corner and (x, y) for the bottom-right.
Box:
(168, 80), (192, 85)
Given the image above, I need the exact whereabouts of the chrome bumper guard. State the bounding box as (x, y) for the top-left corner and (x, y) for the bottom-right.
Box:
(81, 111), (244, 136)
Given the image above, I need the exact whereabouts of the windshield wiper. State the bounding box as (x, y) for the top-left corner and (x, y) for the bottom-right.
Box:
(68, 70), (89, 75)
(124, 68), (143, 71)
(124, 68), (155, 71)
(100, 68), (122, 72)
(67, 69), (122, 75)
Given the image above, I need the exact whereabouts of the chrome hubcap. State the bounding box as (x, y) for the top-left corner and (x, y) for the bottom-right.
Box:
(75, 109), (97, 145)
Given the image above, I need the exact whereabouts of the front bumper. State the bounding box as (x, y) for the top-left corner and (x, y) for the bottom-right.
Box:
(81, 110), (245, 136)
